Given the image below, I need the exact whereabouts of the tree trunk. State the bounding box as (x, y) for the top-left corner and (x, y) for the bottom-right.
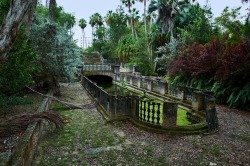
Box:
(82, 29), (86, 49)
(0, 0), (37, 61)
(144, 0), (147, 34)
(84, 30), (87, 48)
(25, 0), (37, 35)
(52, 76), (61, 96)
(132, 18), (137, 38)
(48, 0), (57, 20)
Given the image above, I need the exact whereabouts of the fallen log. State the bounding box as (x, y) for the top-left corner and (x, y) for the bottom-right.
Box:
(26, 86), (96, 109)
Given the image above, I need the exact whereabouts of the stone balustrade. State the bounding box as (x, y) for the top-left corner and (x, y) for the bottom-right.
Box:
(81, 64), (112, 71)
(81, 74), (219, 134)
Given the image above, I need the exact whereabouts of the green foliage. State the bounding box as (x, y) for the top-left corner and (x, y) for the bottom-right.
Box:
(0, 95), (31, 107)
(124, 35), (154, 75)
(105, 8), (128, 43)
(30, 14), (82, 83)
(115, 34), (138, 62)
(0, 31), (39, 95)
(176, 4), (214, 44)
(127, 56), (155, 76)
(0, 0), (10, 24)
(177, 108), (191, 126)
(93, 26), (106, 41)
(36, 3), (76, 30)
(89, 12), (103, 27)
(215, 7), (244, 45)
(243, 15), (250, 37)
(154, 37), (183, 75)
(89, 7), (129, 59)
(212, 81), (250, 109)
(79, 18), (87, 30)
(148, 0), (191, 37)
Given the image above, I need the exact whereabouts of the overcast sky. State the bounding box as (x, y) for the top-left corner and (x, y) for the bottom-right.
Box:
(41, 0), (249, 46)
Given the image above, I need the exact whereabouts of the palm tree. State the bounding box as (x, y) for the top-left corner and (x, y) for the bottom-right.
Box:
(137, 0), (149, 33)
(89, 15), (95, 39)
(46, 0), (57, 20)
(148, 0), (191, 38)
(121, 0), (135, 13)
(130, 8), (140, 38)
(121, 0), (137, 37)
(79, 18), (87, 48)
(105, 10), (113, 26)
(67, 14), (76, 36)
(89, 13), (103, 39)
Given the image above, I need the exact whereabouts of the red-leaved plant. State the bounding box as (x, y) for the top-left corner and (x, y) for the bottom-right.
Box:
(169, 36), (250, 109)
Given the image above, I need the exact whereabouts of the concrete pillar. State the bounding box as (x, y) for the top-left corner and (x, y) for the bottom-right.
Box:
(137, 76), (141, 88)
(164, 82), (168, 95)
(130, 96), (139, 119)
(109, 96), (117, 117)
(114, 65), (120, 74)
(182, 87), (187, 101)
(129, 76), (133, 85)
(205, 95), (216, 110)
(192, 91), (204, 112)
(132, 65), (136, 74)
(158, 82), (167, 95)
(147, 79), (152, 91)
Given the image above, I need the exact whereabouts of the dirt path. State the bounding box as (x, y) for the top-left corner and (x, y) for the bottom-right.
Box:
(33, 82), (250, 166)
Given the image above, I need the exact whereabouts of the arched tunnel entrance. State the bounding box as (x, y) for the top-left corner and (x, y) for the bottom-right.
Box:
(87, 75), (113, 84)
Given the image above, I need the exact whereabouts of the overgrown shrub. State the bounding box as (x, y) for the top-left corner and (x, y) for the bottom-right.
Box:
(155, 37), (184, 75)
(0, 31), (39, 95)
(30, 16), (82, 85)
(169, 36), (250, 110)
(0, 95), (31, 107)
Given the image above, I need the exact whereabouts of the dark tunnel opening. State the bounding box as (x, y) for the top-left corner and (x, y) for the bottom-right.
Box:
(87, 75), (113, 84)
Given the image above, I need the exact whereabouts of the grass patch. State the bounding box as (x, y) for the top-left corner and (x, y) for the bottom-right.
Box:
(240, 134), (250, 143)
(176, 109), (192, 126)
(210, 145), (222, 156)
(33, 101), (124, 165)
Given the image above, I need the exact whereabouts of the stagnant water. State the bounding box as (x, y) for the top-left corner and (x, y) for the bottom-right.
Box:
(87, 75), (137, 96)
(97, 82), (137, 96)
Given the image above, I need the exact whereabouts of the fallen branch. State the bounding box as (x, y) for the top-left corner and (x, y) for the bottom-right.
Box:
(26, 86), (96, 109)
(0, 111), (65, 138)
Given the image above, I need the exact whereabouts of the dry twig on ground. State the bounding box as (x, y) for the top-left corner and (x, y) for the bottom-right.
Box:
(0, 111), (65, 138)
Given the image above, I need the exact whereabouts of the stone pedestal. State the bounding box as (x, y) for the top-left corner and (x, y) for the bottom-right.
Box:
(132, 65), (137, 74)
(205, 96), (216, 110)
(114, 65), (120, 74)
(162, 102), (178, 127)
(147, 79), (152, 91)
(192, 91), (204, 112)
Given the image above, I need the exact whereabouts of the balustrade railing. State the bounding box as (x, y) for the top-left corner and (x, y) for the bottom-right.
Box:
(139, 99), (162, 125)
(82, 65), (112, 71)
(81, 68), (218, 133)
(82, 76), (180, 128)
(113, 73), (218, 131)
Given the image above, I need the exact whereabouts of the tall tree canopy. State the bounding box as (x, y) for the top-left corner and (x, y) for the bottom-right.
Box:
(0, 0), (59, 61)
